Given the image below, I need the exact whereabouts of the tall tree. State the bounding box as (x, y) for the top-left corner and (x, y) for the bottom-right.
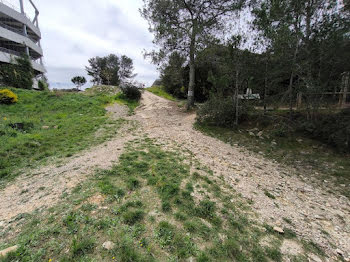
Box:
(141, 0), (244, 109)
(119, 55), (136, 83)
(86, 54), (121, 86)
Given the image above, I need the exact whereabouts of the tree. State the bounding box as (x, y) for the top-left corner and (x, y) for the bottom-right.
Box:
(0, 55), (34, 89)
(160, 52), (186, 97)
(141, 0), (244, 109)
(86, 54), (136, 86)
(119, 55), (136, 83)
(71, 76), (87, 89)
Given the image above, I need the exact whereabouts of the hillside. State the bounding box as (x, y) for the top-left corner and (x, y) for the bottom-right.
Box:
(0, 91), (349, 262)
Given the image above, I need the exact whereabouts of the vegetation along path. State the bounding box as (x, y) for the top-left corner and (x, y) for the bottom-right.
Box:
(0, 91), (349, 261)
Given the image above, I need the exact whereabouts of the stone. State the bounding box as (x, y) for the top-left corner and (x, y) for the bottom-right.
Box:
(308, 253), (322, 262)
(42, 126), (50, 129)
(335, 249), (344, 257)
(102, 241), (115, 250)
(249, 132), (255, 136)
(0, 245), (18, 258)
(273, 226), (284, 234)
(257, 131), (263, 137)
(53, 125), (58, 129)
(271, 141), (277, 146)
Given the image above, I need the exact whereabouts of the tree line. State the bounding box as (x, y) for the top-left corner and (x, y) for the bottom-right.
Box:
(142, 0), (350, 114)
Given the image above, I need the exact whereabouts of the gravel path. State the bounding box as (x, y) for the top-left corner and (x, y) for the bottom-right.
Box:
(1, 91), (349, 261)
(132, 91), (350, 261)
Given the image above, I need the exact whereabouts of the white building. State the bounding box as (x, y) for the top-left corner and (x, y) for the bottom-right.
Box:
(0, 0), (45, 75)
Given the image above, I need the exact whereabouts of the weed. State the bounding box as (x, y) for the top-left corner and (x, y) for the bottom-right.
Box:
(126, 177), (141, 190)
(122, 210), (145, 225)
(264, 190), (276, 199)
(71, 236), (95, 257)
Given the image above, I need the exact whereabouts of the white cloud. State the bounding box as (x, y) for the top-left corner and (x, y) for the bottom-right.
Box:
(9, 0), (159, 88)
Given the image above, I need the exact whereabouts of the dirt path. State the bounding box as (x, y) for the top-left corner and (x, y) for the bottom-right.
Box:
(1, 91), (349, 260)
(133, 91), (350, 260)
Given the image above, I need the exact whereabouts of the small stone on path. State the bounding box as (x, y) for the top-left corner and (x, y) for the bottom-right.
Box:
(273, 226), (284, 234)
(102, 241), (115, 250)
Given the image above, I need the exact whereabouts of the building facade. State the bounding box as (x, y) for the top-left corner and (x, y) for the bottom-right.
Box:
(0, 0), (45, 75)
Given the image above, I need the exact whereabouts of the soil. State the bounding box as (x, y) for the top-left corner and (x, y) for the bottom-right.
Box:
(0, 91), (349, 261)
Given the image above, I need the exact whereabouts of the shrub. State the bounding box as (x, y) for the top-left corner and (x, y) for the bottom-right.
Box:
(120, 82), (142, 101)
(196, 95), (252, 127)
(38, 80), (49, 91)
(296, 109), (350, 152)
(0, 89), (18, 104)
(122, 210), (145, 225)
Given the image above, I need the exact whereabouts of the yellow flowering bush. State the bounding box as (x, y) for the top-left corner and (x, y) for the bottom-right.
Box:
(0, 89), (18, 104)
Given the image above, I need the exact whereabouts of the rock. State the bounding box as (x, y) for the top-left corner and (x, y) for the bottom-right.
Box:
(308, 253), (322, 262)
(102, 241), (115, 250)
(42, 126), (50, 129)
(273, 226), (284, 234)
(271, 141), (277, 146)
(257, 131), (263, 137)
(53, 125), (58, 129)
(335, 249), (344, 257)
(249, 132), (255, 136)
(0, 245), (18, 258)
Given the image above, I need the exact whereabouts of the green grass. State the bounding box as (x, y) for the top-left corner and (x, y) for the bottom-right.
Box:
(115, 92), (140, 114)
(195, 121), (350, 198)
(0, 88), (124, 181)
(0, 138), (322, 262)
(147, 86), (177, 101)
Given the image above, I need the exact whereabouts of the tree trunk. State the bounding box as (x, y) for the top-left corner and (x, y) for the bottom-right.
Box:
(187, 59), (195, 110)
(235, 68), (239, 126)
(264, 55), (268, 115)
(187, 24), (196, 110)
(289, 37), (300, 120)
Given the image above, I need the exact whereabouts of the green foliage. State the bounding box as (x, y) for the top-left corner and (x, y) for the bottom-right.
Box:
(38, 80), (49, 91)
(120, 83), (142, 101)
(86, 54), (135, 86)
(114, 92), (140, 114)
(0, 55), (34, 89)
(122, 210), (145, 225)
(147, 86), (177, 101)
(0, 89), (18, 104)
(197, 95), (253, 127)
(71, 236), (95, 257)
(71, 76), (87, 89)
(0, 88), (114, 180)
(296, 109), (350, 153)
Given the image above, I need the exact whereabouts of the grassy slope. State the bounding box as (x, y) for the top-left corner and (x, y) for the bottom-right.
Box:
(195, 121), (350, 197)
(115, 93), (140, 114)
(147, 86), (177, 101)
(0, 88), (121, 181)
(0, 138), (321, 262)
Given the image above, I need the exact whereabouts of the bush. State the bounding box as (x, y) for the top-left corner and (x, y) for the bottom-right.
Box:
(120, 82), (141, 101)
(296, 109), (350, 152)
(38, 80), (49, 91)
(196, 95), (252, 127)
(0, 89), (18, 104)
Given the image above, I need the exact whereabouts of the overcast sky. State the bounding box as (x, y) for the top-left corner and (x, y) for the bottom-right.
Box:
(8, 0), (158, 88)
